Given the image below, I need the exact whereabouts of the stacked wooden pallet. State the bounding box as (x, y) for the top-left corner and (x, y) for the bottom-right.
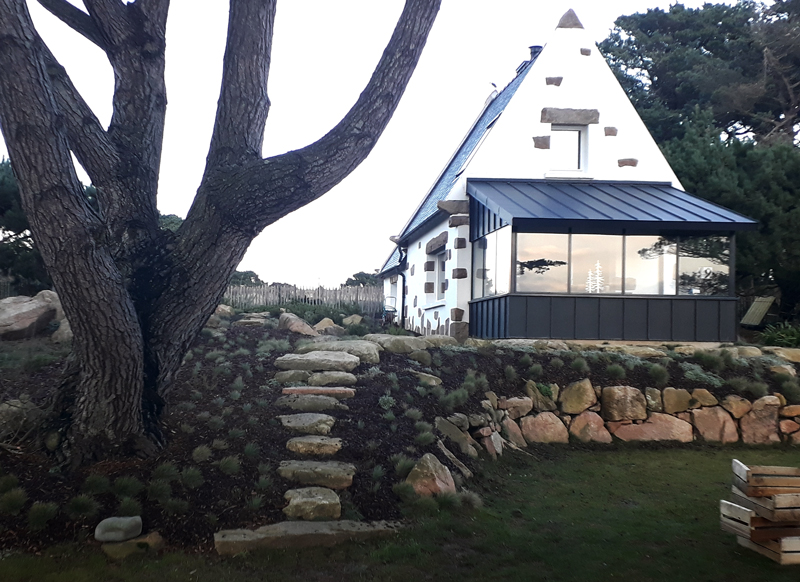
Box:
(720, 460), (800, 564)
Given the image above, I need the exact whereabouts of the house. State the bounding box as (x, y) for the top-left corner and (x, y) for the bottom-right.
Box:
(379, 9), (756, 343)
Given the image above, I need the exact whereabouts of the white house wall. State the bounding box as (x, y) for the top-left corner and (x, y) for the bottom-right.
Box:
(394, 215), (471, 336)
(466, 24), (682, 186)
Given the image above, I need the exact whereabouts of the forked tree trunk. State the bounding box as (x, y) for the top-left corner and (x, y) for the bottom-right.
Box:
(0, 0), (440, 464)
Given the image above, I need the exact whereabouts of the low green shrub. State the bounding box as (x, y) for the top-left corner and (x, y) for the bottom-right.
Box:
(117, 497), (142, 517)
(0, 487), (28, 516)
(504, 365), (518, 382)
(392, 455), (416, 478)
(439, 388), (469, 412)
(693, 350), (726, 374)
(192, 445), (213, 462)
(727, 377), (770, 399)
(550, 357), (564, 369)
(415, 431), (436, 446)
(378, 394), (396, 410)
(27, 501), (58, 531)
(527, 364), (543, 378)
(571, 357), (590, 375)
(65, 494), (99, 520)
(648, 364), (670, 388)
(760, 321), (800, 348)
(161, 497), (189, 515)
(147, 479), (172, 502)
(219, 456), (241, 475)
(779, 379), (800, 404)
(243, 442), (260, 460)
(404, 408), (423, 421)
(181, 467), (205, 489)
(606, 364), (626, 381)
(112, 476), (144, 498)
(0, 474), (19, 494)
(151, 463), (179, 482)
(679, 362), (723, 388)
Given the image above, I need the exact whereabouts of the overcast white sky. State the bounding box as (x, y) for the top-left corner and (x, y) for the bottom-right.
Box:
(0, 1), (718, 287)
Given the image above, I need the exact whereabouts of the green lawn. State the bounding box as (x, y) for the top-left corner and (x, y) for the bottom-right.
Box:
(3, 446), (800, 581)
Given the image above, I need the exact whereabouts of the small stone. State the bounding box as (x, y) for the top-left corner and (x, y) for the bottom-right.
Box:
(282, 386), (356, 400)
(101, 532), (164, 560)
(275, 370), (311, 384)
(44, 431), (60, 452)
(278, 460), (356, 489)
(781, 419), (800, 434)
(485, 391), (498, 409)
(275, 395), (347, 412)
(606, 346), (666, 358)
(278, 413), (336, 435)
(435, 417), (479, 457)
(408, 350), (432, 366)
(275, 352), (360, 372)
(286, 436), (343, 456)
(363, 334), (430, 354)
(342, 314), (363, 326)
(283, 487), (341, 521)
(296, 340), (382, 364)
(321, 324), (346, 337)
(405, 453), (456, 496)
(95, 516), (143, 542)
(781, 405), (800, 417)
(468, 413), (487, 428)
(645, 387), (663, 412)
(447, 413), (469, 430)
(309, 371), (357, 386)
(413, 371), (442, 386)
(525, 380), (557, 412)
(771, 364), (797, 377)
(279, 313), (318, 336)
(737, 346), (762, 357)
(313, 318), (336, 331)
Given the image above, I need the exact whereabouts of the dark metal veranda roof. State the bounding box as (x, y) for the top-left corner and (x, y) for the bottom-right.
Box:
(466, 179), (757, 233)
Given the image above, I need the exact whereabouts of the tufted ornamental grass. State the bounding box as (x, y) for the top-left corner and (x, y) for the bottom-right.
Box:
(0, 487), (28, 516)
(218, 456), (241, 476)
(27, 501), (58, 532)
(180, 467), (205, 490)
(648, 363), (670, 388)
(65, 494), (99, 520)
(152, 463), (180, 482)
(81, 474), (110, 495)
(606, 363), (626, 381)
(192, 444), (213, 463)
(117, 497), (142, 517)
(112, 476), (144, 499)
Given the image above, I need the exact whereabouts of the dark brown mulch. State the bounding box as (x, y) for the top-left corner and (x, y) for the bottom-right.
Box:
(0, 322), (793, 553)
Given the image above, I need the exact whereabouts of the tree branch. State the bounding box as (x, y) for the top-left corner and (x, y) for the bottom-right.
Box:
(196, 0), (441, 231)
(36, 0), (107, 49)
(204, 0), (276, 169)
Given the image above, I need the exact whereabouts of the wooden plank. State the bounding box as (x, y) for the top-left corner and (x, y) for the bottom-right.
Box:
(731, 487), (800, 521)
(772, 494), (800, 509)
(750, 475), (800, 488)
(740, 297), (774, 326)
(738, 536), (800, 565)
(751, 526), (800, 543)
(737, 536), (784, 564)
(732, 459), (750, 482)
(721, 500), (754, 523)
(734, 474), (800, 497)
(721, 517), (750, 538)
(749, 465), (800, 478)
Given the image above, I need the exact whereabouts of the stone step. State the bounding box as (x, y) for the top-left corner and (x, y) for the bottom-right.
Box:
(274, 351), (360, 372)
(277, 460), (356, 489)
(281, 386), (356, 400)
(277, 413), (335, 436)
(308, 371), (357, 387)
(215, 521), (402, 554)
(275, 394), (348, 413)
(283, 487), (341, 521)
(286, 435), (342, 456)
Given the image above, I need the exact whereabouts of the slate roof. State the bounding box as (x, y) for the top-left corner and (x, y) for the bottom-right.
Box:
(466, 179), (758, 232)
(379, 50), (541, 275)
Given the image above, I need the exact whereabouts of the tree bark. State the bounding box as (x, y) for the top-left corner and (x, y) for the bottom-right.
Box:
(0, 0), (440, 464)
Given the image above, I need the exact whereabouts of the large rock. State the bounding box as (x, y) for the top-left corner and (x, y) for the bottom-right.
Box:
(279, 313), (318, 336)
(501, 418), (527, 448)
(606, 345), (666, 358)
(435, 417), (479, 458)
(286, 436), (343, 456)
(277, 413), (336, 435)
(569, 411), (612, 443)
(662, 387), (692, 414)
(740, 395), (781, 444)
(0, 294), (57, 340)
(309, 371), (357, 386)
(503, 397), (534, 420)
(321, 325), (346, 337)
(277, 460), (356, 489)
(691, 389), (718, 407)
(738, 346), (762, 357)
(424, 336), (458, 348)
(525, 380), (557, 412)
(601, 386), (647, 421)
(296, 340), (382, 364)
(520, 412), (569, 444)
(770, 348), (800, 364)
(721, 394), (752, 419)
(313, 318), (336, 332)
(51, 319), (72, 343)
(405, 453), (456, 497)
(691, 406), (739, 443)
(94, 516), (143, 542)
(275, 351), (360, 372)
(215, 520), (400, 554)
(274, 395), (347, 413)
(559, 378), (596, 414)
(283, 487), (341, 521)
(413, 371), (442, 386)
(613, 412), (693, 443)
(214, 304), (235, 318)
(363, 333), (430, 354)
(342, 314), (363, 327)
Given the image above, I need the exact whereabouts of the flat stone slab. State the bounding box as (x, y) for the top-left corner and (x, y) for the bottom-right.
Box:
(277, 413), (336, 435)
(283, 487), (341, 521)
(275, 351), (360, 372)
(308, 371), (357, 386)
(295, 340), (382, 364)
(278, 460), (356, 489)
(215, 520), (401, 554)
(363, 334), (431, 354)
(286, 435), (343, 456)
(274, 394), (348, 412)
(282, 387), (356, 400)
(274, 370), (311, 384)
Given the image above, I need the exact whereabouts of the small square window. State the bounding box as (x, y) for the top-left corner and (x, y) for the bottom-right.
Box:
(549, 125), (587, 173)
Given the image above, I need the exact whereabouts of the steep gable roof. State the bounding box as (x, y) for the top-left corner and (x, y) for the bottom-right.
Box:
(395, 48), (542, 243)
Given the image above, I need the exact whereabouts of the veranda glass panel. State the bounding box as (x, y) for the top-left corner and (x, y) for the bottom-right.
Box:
(571, 234), (623, 294)
(472, 236), (487, 299)
(678, 236), (730, 296)
(516, 233), (569, 293)
(494, 226), (512, 295)
(625, 236), (677, 295)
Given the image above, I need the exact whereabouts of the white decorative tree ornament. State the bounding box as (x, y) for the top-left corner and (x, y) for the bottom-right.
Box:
(586, 260), (604, 293)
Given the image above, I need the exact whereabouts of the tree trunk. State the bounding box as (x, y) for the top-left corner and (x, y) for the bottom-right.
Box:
(0, 0), (440, 464)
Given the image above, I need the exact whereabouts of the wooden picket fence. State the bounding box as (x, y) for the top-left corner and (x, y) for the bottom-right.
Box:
(223, 284), (385, 316)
